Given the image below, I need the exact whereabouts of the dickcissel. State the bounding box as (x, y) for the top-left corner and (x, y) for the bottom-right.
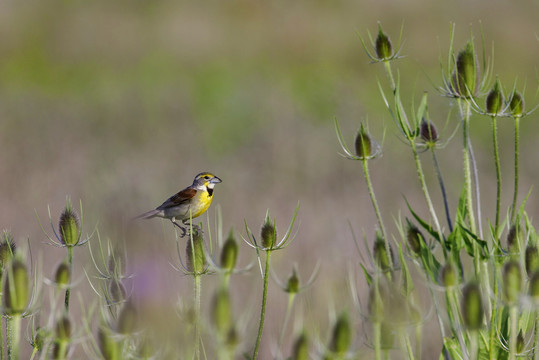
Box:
(135, 172), (222, 235)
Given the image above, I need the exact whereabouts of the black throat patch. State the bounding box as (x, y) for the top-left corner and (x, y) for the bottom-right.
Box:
(207, 188), (214, 197)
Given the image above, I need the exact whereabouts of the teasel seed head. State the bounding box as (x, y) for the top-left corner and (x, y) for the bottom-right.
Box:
(107, 278), (127, 303)
(59, 202), (80, 246)
(220, 230), (238, 272)
(354, 124), (373, 159)
(461, 282), (484, 330)
(286, 267), (300, 294)
(516, 330), (525, 354)
(509, 91), (524, 117)
(329, 312), (351, 355)
(486, 78), (504, 115)
(406, 220), (423, 255)
(54, 262), (70, 289)
(419, 117), (439, 145)
(97, 326), (119, 360)
(529, 271), (539, 303)
(440, 263), (458, 287)
(452, 42), (479, 98)
(291, 331), (309, 360)
(503, 261), (522, 304)
(261, 213), (277, 249)
(507, 224), (523, 254)
(186, 230), (206, 273)
(373, 233), (392, 272)
(375, 24), (393, 61)
(525, 245), (539, 277)
(3, 258), (29, 315)
(211, 287), (232, 338)
(55, 314), (72, 342)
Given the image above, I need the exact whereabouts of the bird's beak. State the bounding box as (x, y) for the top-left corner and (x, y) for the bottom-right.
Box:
(211, 176), (222, 184)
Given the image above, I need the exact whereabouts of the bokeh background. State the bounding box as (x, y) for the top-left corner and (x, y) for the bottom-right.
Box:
(1, 0), (539, 358)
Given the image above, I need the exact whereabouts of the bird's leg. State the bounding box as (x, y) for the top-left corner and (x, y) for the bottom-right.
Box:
(171, 218), (187, 237)
(182, 220), (202, 235)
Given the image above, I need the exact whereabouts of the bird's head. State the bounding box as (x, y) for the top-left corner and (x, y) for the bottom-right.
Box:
(193, 172), (222, 191)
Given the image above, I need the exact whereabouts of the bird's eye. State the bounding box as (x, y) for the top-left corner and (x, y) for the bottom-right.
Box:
(204, 175), (210, 180)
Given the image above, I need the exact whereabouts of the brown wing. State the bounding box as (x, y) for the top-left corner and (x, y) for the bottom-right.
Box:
(156, 187), (197, 210)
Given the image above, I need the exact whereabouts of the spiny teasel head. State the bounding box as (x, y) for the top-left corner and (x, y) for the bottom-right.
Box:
(54, 262), (70, 289)
(516, 330), (525, 354)
(461, 282), (484, 330)
(59, 202), (80, 246)
(328, 312), (351, 356)
(419, 117), (439, 145)
(373, 233), (393, 272)
(211, 287), (232, 338)
(503, 261), (522, 304)
(107, 278), (127, 304)
(285, 266), (300, 294)
(375, 24), (393, 61)
(3, 257), (30, 315)
(440, 263), (458, 287)
(406, 220), (423, 255)
(525, 245), (539, 277)
(291, 331), (309, 360)
(261, 212), (277, 249)
(55, 314), (72, 343)
(368, 283), (387, 322)
(97, 325), (119, 360)
(509, 91), (525, 117)
(451, 41), (479, 98)
(185, 229), (206, 274)
(354, 123), (373, 159)
(220, 229), (238, 272)
(507, 224), (523, 254)
(0, 231), (16, 270)
(485, 78), (504, 115)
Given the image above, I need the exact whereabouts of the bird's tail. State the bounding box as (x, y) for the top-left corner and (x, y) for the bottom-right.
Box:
(133, 209), (161, 220)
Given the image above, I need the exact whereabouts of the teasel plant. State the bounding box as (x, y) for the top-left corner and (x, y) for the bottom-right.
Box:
(242, 203), (299, 360)
(36, 198), (89, 312)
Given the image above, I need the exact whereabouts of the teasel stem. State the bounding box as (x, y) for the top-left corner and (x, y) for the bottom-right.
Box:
(508, 305), (518, 360)
(64, 246), (73, 311)
(533, 310), (539, 360)
(6, 315), (21, 360)
(0, 296), (4, 360)
(373, 321), (382, 360)
(188, 216), (202, 360)
(458, 99), (477, 234)
(510, 116), (521, 223)
(491, 115), (502, 237)
(488, 270), (499, 360)
(276, 293), (296, 359)
(383, 61), (396, 94)
(361, 157), (390, 268)
(446, 287), (467, 358)
(470, 329), (479, 360)
(399, 328), (415, 360)
(431, 148), (453, 232)
(252, 250), (271, 360)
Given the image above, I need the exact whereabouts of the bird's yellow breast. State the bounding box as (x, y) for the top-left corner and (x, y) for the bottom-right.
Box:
(190, 190), (213, 218)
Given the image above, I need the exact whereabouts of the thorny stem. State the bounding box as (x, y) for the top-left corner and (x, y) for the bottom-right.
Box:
(373, 321), (382, 360)
(431, 149), (453, 232)
(6, 315), (21, 360)
(488, 277), (499, 360)
(459, 99), (477, 234)
(64, 246), (73, 311)
(361, 158), (390, 268)
(491, 115), (502, 237)
(194, 274), (201, 360)
(384, 61), (397, 93)
(534, 311), (539, 360)
(252, 250), (271, 360)
(510, 116), (521, 223)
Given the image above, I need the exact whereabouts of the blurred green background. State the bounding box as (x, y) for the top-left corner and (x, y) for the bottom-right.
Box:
(1, 0), (539, 358)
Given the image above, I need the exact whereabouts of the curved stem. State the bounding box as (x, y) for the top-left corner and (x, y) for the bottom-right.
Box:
(431, 149), (453, 233)
(252, 250), (271, 360)
(491, 115), (502, 237)
(510, 117), (520, 223)
(361, 158), (390, 267)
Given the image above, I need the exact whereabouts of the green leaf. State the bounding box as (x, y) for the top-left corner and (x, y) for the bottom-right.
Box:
(360, 264), (373, 287)
(398, 243), (414, 296)
(405, 198), (441, 244)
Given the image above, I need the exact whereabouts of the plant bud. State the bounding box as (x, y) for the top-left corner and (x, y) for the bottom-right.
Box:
(186, 230), (206, 273)
(373, 236), (392, 272)
(211, 287), (232, 337)
(406, 221), (423, 255)
(516, 330), (524, 354)
(261, 213), (277, 249)
(291, 332), (309, 360)
(461, 283), (483, 330)
(55, 314), (71, 342)
(503, 261), (522, 304)
(54, 262), (70, 288)
(529, 271), (539, 303)
(117, 301), (137, 334)
(3, 258), (29, 315)
(329, 312), (351, 355)
(354, 124), (372, 159)
(452, 42), (479, 98)
(59, 204), (80, 246)
(368, 284), (386, 322)
(509, 91), (524, 117)
(107, 279), (126, 303)
(440, 263), (458, 287)
(375, 25), (393, 60)
(31, 327), (48, 353)
(98, 326), (119, 360)
(419, 118), (439, 144)
(507, 224), (522, 254)
(225, 327), (239, 348)
(0, 231), (16, 270)
(525, 245), (539, 277)
(286, 267), (300, 294)
(220, 230), (238, 271)
(486, 79), (504, 115)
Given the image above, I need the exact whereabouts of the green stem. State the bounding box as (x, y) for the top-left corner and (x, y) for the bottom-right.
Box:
(252, 250), (271, 360)
(508, 305), (518, 360)
(460, 100), (476, 234)
(276, 294), (295, 360)
(400, 329), (415, 360)
(488, 277), (499, 360)
(470, 330), (478, 360)
(373, 321), (382, 360)
(510, 117), (521, 223)
(64, 246), (73, 311)
(361, 158), (390, 267)
(383, 61), (396, 93)
(6, 315), (21, 360)
(431, 149), (453, 232)
(533, 311), (539, 360)
(491, 116), (502, 237)
(194, 274), (201, 360)
(0, 295), (4, 360)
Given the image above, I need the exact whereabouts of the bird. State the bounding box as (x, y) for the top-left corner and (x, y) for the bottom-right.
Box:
(135, 172), (222, 236)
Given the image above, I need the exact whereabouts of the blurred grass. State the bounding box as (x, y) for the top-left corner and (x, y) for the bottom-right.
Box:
(1, 0), (539, 357)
